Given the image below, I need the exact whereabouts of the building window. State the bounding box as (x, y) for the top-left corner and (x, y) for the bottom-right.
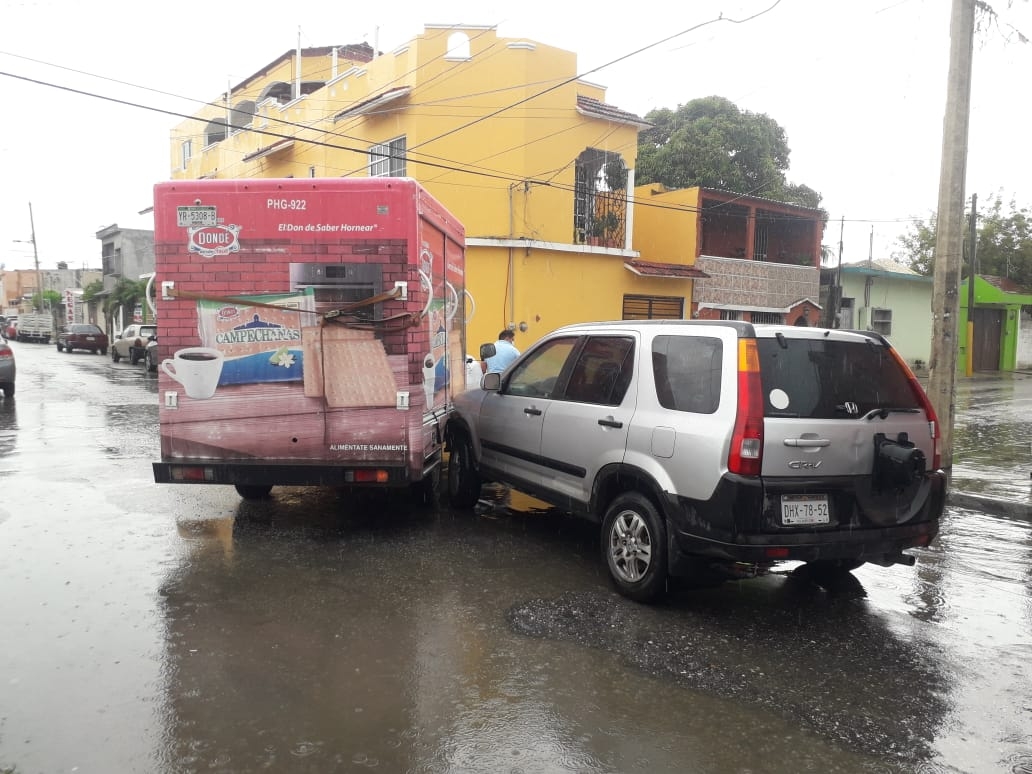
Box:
(181, 140), (193, 169)
(622, 295), (683, 320)
(720, 309), (741, 321)
(204, 118), (227, 146)
(752, 311), (783, 324)
(445, 32), (472, 60)
(871, 307), (892, 335)
(574, 148), (627, 247)
(369, 136), (407, 177)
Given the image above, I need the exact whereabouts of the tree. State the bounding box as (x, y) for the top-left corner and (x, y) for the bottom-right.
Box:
(894, 214), (938, 276)
(103, 278), (148, 330)
(82, 279), (104, 303)
(31, 289), (63, 310)
(894, 193), (1032, 286)
(636, 96), (822, 209)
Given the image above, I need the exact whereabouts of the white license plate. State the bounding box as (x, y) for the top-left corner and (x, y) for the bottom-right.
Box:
(85, 336), (95, 341)
(781, 494), (830, 525)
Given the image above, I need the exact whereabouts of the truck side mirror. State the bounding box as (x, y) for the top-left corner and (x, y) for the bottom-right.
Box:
(479, 342), (496, 360)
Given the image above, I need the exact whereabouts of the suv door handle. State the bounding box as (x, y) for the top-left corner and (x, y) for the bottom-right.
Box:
(524, 407), (542, 416)
(783, 438), (830, 447)
(598, 418), (623, 429)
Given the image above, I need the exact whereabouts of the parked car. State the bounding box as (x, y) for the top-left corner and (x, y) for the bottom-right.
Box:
(2, 317), (17, 341)
(145, 335), (158, 373)
(57, 323), (109, 355)
(111, 324), (157, 364)
(0, 340), (15, 397)
(446, 321), (947, 603)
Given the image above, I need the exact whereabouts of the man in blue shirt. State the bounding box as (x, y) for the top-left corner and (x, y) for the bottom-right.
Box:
(485, 329), (520, 374)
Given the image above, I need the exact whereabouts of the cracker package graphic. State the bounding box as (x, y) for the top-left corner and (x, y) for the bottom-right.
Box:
(196, 292), (317, 386)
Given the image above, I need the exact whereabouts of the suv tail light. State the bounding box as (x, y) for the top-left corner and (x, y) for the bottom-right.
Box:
(728, 338), (764, 476)
(887, 347), (942, 471)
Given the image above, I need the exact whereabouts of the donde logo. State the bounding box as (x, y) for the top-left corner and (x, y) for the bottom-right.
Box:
(188, 224), (241, 258)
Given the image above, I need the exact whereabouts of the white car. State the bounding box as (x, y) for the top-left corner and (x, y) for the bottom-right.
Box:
(111, 324), (157, 364)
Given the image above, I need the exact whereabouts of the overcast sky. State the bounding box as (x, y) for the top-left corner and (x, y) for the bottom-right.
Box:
(1, 0), (1028, 273)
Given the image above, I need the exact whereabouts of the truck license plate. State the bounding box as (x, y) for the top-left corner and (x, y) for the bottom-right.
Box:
(781, 494), (829, 525)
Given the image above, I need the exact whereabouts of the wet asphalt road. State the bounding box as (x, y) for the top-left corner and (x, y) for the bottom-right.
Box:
(1, 341), (1030, 774)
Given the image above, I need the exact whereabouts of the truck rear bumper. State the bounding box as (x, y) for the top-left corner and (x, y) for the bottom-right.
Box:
(153, 457), (439, 488)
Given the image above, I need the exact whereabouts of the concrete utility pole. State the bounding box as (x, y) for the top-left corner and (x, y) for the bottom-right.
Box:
(928, 0), (976, 477)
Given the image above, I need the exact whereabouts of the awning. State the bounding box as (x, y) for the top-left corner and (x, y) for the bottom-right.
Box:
(333, 86), (412, 121)
(242, 138), (295, 162)
(624, 260), (709, 280)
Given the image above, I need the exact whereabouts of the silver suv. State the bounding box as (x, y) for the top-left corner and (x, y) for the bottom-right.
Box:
(446, 321), (946, 602)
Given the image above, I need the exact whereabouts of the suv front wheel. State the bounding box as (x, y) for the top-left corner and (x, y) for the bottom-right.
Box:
(603, 493), (668, 603)
(446, 433), (481, 509)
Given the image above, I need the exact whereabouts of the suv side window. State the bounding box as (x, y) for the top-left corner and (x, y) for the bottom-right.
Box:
(652, 335), (722, 414)
(562, 336), (635, 406)
(505, 337), (577, 399)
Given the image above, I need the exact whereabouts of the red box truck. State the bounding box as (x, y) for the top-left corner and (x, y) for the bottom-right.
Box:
(151, 178), (469, 501)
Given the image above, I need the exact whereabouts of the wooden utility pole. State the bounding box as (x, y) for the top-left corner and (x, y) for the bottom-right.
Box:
(965, 193), (978, 376)
(928, 0), (976, 477)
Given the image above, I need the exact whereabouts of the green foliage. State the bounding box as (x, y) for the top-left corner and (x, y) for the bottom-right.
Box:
(636, 95), (822, 209)
(30, 289), (62, 310)
(81, 279), (104, 302)
(895, 214), (938, 276)
(894, 193), (1032, 286)
(103, 278), (149, 328)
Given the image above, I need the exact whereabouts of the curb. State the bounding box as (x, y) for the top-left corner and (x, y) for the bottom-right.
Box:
(947, 491), (1032, 520)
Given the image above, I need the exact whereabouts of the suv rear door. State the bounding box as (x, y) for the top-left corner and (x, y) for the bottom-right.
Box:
(757, 329), (938, 527)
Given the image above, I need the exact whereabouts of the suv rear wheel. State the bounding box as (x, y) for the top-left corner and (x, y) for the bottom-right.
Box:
(602, 492), (668, 603)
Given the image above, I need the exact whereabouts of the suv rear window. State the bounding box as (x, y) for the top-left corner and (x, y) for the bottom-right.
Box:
(757, 337), (918, 419)
(71, 325), (103, 334)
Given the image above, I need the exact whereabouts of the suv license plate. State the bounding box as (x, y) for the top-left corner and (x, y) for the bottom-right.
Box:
(781, 494), (830, 525)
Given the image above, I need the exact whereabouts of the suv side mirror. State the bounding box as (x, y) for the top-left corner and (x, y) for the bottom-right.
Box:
(482, 372), (501, 391)
(479, 342), (496, 360)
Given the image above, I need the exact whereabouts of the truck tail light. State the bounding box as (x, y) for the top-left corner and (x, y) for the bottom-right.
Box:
(728, 338), (764, 477)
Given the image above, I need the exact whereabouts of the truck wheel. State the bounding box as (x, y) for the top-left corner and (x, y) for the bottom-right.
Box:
(411, 466), (441, 508)
(235, 484), (272, 500)
(111, 349), (120, 362)
(446, 434), (481, 509)
(602, 492), (669, 603)
(1, 382), (13, 398)
(100, 347), (107, 356)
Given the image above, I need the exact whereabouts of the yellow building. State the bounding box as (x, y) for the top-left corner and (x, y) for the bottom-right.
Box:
(169, 26), (693, 349)
(170, 25), (825, 348)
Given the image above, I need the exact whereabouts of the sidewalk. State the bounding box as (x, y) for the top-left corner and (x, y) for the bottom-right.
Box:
(940, 370), (1032, 519)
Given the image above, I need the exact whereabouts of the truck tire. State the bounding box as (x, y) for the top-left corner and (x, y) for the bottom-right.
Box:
(446, 434), (481, 509)
(111, 349), (121, 362)
(602, 492), (669, 603)
(235, 484), (272, 500)
(410, 466), (441, 508)
(1, 382), (13, 398)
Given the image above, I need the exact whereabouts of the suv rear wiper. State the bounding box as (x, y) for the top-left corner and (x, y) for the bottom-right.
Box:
(863, 407), (921, 421)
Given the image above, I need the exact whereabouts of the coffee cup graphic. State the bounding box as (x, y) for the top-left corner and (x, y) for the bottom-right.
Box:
(162, 347), (225, 399)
